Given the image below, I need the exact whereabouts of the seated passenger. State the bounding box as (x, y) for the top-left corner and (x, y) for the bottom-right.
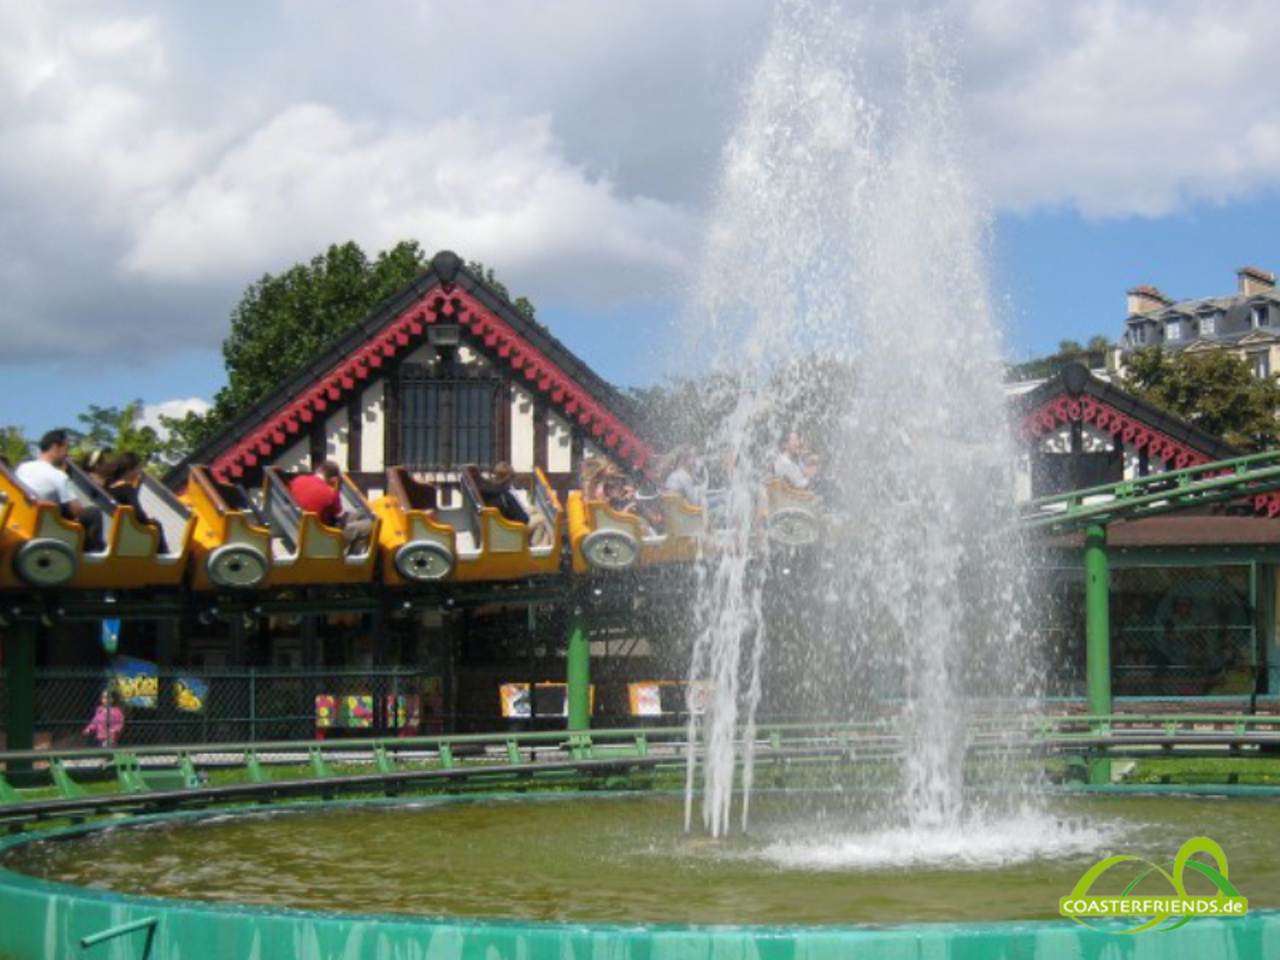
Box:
(17, 429), (105, 551)
(603, 474), (638, 515)
(476, 462), (530, 524)
(773, 431), (816, 490)
(101, 453), (168, 554)
(78, 448), (112, 486)
(477, 463), (554, 547)
(663, 447), (707, 508)
(580, 458), (614, 502)
(289, 461), (372, 554)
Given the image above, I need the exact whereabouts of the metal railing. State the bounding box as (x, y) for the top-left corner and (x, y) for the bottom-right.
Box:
(4, 714), (1280, 826)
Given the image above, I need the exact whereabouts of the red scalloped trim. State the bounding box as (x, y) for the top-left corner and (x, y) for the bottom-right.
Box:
(212, 290), (653, 479)
(1020, 396), (1212, 471)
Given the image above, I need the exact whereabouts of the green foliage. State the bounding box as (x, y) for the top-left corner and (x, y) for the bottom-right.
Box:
(0, 425), (32, 465)
(467, 260), (536, 319)
(217, 240), (431, 417)
(159, 240), (432, 463)
(1006, 335), (1114, 382)
(74, 402), (162, 461)
(1121, 348), (1280, 451)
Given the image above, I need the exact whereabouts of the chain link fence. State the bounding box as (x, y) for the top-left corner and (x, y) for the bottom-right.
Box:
(0, 668), (444, 749)
(1035, 564), (1267, 711)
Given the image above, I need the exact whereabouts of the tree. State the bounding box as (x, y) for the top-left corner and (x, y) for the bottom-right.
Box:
(74, 402), (162, 461)
(1121, 348), (1280, 451)
(165, 240), (432, 458)
(0, 425), (32, 465)
(1006, 336), (1115, 382)
(217, 240), (431, 418)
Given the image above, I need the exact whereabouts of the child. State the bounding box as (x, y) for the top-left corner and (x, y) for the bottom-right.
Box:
(83, 690), (125, 748)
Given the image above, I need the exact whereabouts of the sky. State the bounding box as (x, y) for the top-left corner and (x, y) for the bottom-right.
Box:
(2, 0), (1279, 436)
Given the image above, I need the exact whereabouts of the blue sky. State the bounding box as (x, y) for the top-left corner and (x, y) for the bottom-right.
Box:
(2, 1), (1278, 436)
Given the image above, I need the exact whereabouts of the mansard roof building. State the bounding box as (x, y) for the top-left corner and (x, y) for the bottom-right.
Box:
(1119, 266), (1280, 379)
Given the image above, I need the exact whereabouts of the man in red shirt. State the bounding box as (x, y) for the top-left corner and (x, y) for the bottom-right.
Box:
(289, 461), (372, 552)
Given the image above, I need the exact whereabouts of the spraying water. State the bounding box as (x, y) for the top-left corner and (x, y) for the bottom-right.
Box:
(684, 3), (1042, 843)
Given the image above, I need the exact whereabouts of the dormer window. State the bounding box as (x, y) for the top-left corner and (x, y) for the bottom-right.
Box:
(1200, 314), (1217, 336)
(1165, 320), (1182, 342)
(1130, 323), (1147, 345)
(1253, 305), (1270, 329)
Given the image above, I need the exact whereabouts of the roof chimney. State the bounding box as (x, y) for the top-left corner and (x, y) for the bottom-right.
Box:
(1126, 285), (1171, 315)
(1238, 266), (1275, 296)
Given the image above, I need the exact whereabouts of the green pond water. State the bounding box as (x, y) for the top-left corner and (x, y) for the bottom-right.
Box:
(4, 793), (1278, 925)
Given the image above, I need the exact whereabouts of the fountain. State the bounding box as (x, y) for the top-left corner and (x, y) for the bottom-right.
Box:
(685, 1), (1038, 843)
(1, 4), (1279, 959)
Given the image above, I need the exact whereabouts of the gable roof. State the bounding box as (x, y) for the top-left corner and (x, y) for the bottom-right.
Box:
(1014, 363), (1280, 517)
(173, 250), (654, 482)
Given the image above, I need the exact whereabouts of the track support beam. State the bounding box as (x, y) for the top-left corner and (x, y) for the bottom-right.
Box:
(567, 612), (590, 732)
(1085, 523), (1111, 785)
(3, 620), (37, 783)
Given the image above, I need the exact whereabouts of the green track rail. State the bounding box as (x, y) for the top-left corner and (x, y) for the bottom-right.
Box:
(1016, 449), (1280, 533)
(4, 714), (1280, 827)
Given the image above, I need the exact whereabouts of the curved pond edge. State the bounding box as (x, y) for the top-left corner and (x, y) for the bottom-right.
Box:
(1, 793), (1278, 960)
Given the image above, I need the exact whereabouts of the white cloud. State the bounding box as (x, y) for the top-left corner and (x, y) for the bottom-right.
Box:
(2, 0), (1280, 372)
(957, 0), (1280, 216)
(139, 397), (211, 436)
(122, 106), (696, 305)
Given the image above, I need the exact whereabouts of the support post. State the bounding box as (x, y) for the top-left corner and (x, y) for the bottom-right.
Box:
(566, 612), (590, 732)
(1084, 523), (1111, 785)
(4, 620), (38, 782)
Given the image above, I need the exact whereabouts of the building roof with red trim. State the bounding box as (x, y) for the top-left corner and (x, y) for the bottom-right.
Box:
(171, 250), (654, 483)
(1013, 364), (1280, 517)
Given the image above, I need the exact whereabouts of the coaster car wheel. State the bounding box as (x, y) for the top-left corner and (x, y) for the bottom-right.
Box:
(581, 529), (641, 571)
(394, 541), (455, 582)
(14, 538), (78, 587)
(207, 544), (269, 589)
(767, 508), (821, 548)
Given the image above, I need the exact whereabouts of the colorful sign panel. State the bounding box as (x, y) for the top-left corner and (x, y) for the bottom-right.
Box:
(112, 656), (158, 709)
(174, 677), (208, 713)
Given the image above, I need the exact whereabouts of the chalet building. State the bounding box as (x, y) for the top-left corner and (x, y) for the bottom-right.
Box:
(1119, 266), (1280, 379)
(1013, 363), (1280, 702)
(1013, 363), (1248, 500)
(173, 250), (653, 497)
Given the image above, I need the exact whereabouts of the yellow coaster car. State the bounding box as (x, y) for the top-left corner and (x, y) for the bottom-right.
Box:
(567, 491), (706, 573)
(185, 465), (274, 590)
(763, 479), (823, 547)
(186, 466), (381, 590)
(373, 466), (563, 584)
(0, 462), (193, 590)
(259, 467), (381, 586)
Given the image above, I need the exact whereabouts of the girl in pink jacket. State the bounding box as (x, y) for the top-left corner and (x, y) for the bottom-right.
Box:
(84, 692), (125, 748)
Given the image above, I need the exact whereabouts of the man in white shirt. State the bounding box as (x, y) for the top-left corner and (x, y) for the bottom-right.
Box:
(773, 431), (815, 490)
(16, 430), (105, 551)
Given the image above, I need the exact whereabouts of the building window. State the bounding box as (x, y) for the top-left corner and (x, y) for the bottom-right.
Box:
(1200, 313), (1217, 336)
(1253, 305), (1270, 329)
(1130, 323), (1147, 345)
(1249, 352), (1271, 379)
(397, 366), (500, 469)
(1165, 320), (1181, 342)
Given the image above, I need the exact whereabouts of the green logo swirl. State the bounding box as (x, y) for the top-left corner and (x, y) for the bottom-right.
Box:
(1059, 837), (1248, 934)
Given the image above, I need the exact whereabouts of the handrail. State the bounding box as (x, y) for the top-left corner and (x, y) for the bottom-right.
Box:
(3, 715), (1280, 825)
(4, 713), (1277, 770)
